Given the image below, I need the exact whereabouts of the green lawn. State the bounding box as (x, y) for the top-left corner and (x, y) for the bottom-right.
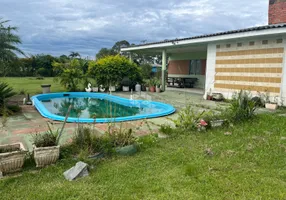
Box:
(1, 114), (286, 199)
(0, 77), (66, 95)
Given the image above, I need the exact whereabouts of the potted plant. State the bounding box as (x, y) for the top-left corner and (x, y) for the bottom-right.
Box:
(32, 124), (61, 167)
(32, 105), (71, 167)
(121, 77), (131, 92)
(156, 79), (161, 93)
(207, 89), (213, 100)
(265, 95), (279, 110)
(149, 78), (156, 93)
(0, 143), (27, 175)
(145, 80), (150, 92)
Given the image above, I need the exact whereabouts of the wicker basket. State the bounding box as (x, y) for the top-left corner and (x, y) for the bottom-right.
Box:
(33, 145), (60, 167)
(0, 143), (27, 174)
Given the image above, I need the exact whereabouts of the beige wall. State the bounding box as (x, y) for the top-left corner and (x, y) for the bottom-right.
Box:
(213, 38), (284, 99)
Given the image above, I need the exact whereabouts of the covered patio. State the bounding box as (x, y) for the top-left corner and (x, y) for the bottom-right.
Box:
(122, 43), (208, 94)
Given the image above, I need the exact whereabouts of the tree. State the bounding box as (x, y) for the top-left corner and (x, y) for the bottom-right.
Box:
(88, 55), (142, 87)
(95, 48), (116, 60)
(52, 59), (85, 91)
(0, 19), (24, 76)
(112, 40), (130, 54)
(69, 52), (81, 58)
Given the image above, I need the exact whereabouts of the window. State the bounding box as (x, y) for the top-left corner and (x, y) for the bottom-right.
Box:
(190, 60), (202, 75)
(237, 43), (242, 47)
(249, 41), (255, 46)
(277, 39), (283, 44)
(216, 45), (220, 49)
(226, 44), (231, 48)
(262, 40), (268, 45)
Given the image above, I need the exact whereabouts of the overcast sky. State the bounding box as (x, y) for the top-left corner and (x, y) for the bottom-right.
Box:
(1, 0), (268, 58)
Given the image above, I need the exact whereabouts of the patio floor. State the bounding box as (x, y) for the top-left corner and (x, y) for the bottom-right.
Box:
(0, 90), (222, 151)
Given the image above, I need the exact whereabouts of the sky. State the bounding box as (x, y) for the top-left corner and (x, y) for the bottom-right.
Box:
(1, 0), (269, 58)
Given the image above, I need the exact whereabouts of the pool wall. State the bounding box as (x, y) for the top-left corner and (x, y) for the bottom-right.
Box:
(31, 92), (176, 123)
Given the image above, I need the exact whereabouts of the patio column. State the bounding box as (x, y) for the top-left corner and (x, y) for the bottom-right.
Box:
(161, 49), (167, 91)
(129, 53), (132, 62)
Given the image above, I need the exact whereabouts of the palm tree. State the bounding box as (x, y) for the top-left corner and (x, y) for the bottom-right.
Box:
(0, 19), (24, 61)
(69, 52), (81, 58)
(0, 19), (24, 76)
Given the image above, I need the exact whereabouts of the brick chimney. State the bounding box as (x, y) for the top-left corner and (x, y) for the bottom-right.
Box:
(269, 0), (286, 25)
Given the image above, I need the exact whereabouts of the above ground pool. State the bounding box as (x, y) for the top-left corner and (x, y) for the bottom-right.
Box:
(31, 92), (176, 123)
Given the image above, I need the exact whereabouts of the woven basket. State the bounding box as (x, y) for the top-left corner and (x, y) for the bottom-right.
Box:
(0, 143), (27, 174)
(33, 145), (60, 167)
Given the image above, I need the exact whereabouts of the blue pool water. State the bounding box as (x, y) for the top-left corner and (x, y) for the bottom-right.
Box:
(31, 92), (176, 123)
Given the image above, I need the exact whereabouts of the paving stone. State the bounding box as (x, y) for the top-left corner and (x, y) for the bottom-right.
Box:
(63, 161), (89, 181)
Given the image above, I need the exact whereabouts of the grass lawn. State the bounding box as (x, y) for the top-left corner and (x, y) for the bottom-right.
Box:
(0, 77), (66, 95)
(1, 114), (286, 199)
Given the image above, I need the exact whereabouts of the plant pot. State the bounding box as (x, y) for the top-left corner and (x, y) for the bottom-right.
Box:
(265, 103), (278, 110)
(115, 144), (137, 156)
(0, 143), (27, 174)
(149, 86), (156, 92)
(122, 86), (129, 92)
(92, 87), (98, 92)
(109, 86), (116, 92)
(146, 87), (149, 92)
(33, 145), (60, 167)
(156, 87), (161, 93)
(211, 120), (225, 127)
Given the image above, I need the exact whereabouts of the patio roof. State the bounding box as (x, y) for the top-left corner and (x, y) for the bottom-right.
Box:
(121, 23), (286, 53)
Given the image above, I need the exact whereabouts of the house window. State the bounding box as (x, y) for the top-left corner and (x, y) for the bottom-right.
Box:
(226, 44), (231, 48)
(216, 45), (220, 49)
(249, 41), (255, 46)
(262, 40), (268, 45)
(237, 43), (242, 47)
(277, 39), (283, 44)
(190, 60), (202, 75)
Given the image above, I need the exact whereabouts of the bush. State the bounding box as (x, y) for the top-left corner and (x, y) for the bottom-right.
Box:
(52, 59), (85, 91)
(0, 82), (16, 106)
(72, 125), (114, 156)
(88, 55), (142, 88)
(225, 90), (257, 122)
(172, 105), (211, 131)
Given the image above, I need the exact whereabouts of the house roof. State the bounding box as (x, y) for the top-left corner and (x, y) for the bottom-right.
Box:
(122, 23), (286, 51)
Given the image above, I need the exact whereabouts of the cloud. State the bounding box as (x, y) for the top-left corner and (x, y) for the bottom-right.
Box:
(0, 0), (268, 57)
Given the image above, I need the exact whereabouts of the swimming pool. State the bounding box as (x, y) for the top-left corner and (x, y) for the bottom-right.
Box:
(31, 92), (176, 123)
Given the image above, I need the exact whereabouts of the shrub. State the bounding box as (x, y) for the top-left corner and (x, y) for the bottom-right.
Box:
(0, 82), (16, 106)
(172, 105), (211, 131)
(88, 55), (142, 88)
(107, 126), (137, 147)
(72, 125), (114, 156)
(225, 90), (257, 122)
(52, 59), (85, 91)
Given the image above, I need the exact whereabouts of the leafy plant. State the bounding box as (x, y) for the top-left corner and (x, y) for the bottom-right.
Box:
(52, 59), (85, 91)
(106, 123), (137, 147)
(172, 105), (210, 131)
(32, 124), (59, 147)
(136, 134), (158, 150)
(88, 55), (142, 88)
(159, 124), (176, 137)
(0, 82), (16, 106)
(225, 90), (257, 122)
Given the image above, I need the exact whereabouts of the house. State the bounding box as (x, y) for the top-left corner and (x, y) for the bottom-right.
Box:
(121, 0), (286, 105)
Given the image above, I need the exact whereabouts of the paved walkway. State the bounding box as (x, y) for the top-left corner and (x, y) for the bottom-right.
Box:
(0, 90), (222, 151)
